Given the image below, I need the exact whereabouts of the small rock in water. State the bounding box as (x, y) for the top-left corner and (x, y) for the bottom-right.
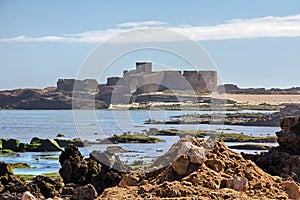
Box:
(56, 133), (65, 137)
(107, 146), (127, 153)
(156, 148), (163, 152)
(22, 191), (36, 200)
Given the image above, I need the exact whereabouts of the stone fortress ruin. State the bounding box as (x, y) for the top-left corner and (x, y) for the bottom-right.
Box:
(56, 62), (218, 103)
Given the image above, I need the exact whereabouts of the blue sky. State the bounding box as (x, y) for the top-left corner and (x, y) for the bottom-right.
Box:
(1, 0), (300, 90)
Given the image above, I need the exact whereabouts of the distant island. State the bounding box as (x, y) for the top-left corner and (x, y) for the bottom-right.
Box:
(1, 61), (300, 110)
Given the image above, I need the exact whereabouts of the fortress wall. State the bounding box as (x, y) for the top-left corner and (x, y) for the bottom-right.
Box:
(57, 79), (75, 91)
(119, 75), (144, 94)
(183, 71), (198, 77)
(182, 70), (218, 92)
(161, 71), (190, 91)
(57, 79), (99, 92)
(83, 79), (99, 91)
(107, 77), (120, 86)
(198, 71), (218, 92)
(138, 72), (165, 93)
(136, 62), (152, 74)
(183, 71), (208, 92)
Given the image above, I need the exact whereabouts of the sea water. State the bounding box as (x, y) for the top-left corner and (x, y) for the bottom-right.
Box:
(0, 110), (280, 175)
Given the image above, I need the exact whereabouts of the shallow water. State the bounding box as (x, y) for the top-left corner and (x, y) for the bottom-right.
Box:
(0, 110), (280, 175)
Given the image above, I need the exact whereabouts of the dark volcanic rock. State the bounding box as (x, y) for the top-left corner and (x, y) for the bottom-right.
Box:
(28, 175), (63, 199)
(54, 138), (84, 147)
(0, 137), (65, 152)
(243, 116), (300, 182)
(27, 137), (62, 152)
(59, 145), (88, 185)
(277, 116), (300, 154)
(0, 138), (24, 152)
(0, 162), (27, 196)
(59, 145), (129, 195)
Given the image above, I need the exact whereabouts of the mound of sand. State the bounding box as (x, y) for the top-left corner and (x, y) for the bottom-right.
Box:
(100, 137), (299, 199)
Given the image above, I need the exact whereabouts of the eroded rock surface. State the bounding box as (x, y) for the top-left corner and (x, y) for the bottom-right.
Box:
(0, 162), (26, 194)
(243, 116), (300, 183)
(58, 145), (129, 195)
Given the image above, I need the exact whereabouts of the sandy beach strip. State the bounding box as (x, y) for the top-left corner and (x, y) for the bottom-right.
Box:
(207, 93), (300, 105)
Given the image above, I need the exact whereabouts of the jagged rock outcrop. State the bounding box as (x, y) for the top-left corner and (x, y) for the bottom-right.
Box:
(0, 88), (108, 109)
(27, 176), (63, 199)
(100, 137), (296, 199)
(243, 116), (300, 183)
(58, 145), (130, 195)
(0, 137), (86, 153)
(0, 162), (27, 195)
(0, 162), (65, 199)
(28, 137), (62, 152)
(245, 104), (300, 126)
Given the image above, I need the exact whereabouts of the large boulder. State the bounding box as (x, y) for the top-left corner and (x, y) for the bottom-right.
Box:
(27, 175), (63, 199)
(54, 138), (84, 147)
(58, 145), (129, 195)
(0, 162), (27, 195)
(277, 116), (300, 154)
(27, 137), (62, 152)
(1, 138), (24, 152)
(58, 145), (89, 185)
(243, 116), (300, 182)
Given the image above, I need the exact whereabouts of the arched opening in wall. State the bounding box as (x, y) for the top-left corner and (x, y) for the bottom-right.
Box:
(130, 78), (138, 93)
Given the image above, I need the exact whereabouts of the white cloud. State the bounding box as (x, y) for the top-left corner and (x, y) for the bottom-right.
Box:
(1, 15), (300, 43)
(116, 20), (167, 28)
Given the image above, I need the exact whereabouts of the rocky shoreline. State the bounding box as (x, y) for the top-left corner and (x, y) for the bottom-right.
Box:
(0, 137), (85, 153)
(146, 104), (300, 127)
(0, 87), (109, 110)
(0, 140), (296, 199)
(0, 129), (277, 154)
(1, 116), (300, 199)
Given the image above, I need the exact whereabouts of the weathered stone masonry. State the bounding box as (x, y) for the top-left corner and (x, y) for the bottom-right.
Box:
(56, 62), (218, 103)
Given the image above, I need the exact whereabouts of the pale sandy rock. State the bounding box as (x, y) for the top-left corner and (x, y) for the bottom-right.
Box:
(119, 174), (140, 187)
(72, 184), (98, 200)
(177, 140), (206, 165)
(22, 191), (36, 200)
(282, 181), (300, 200)
(172, 154), (190, 176)
(226, 176), (249, 192)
